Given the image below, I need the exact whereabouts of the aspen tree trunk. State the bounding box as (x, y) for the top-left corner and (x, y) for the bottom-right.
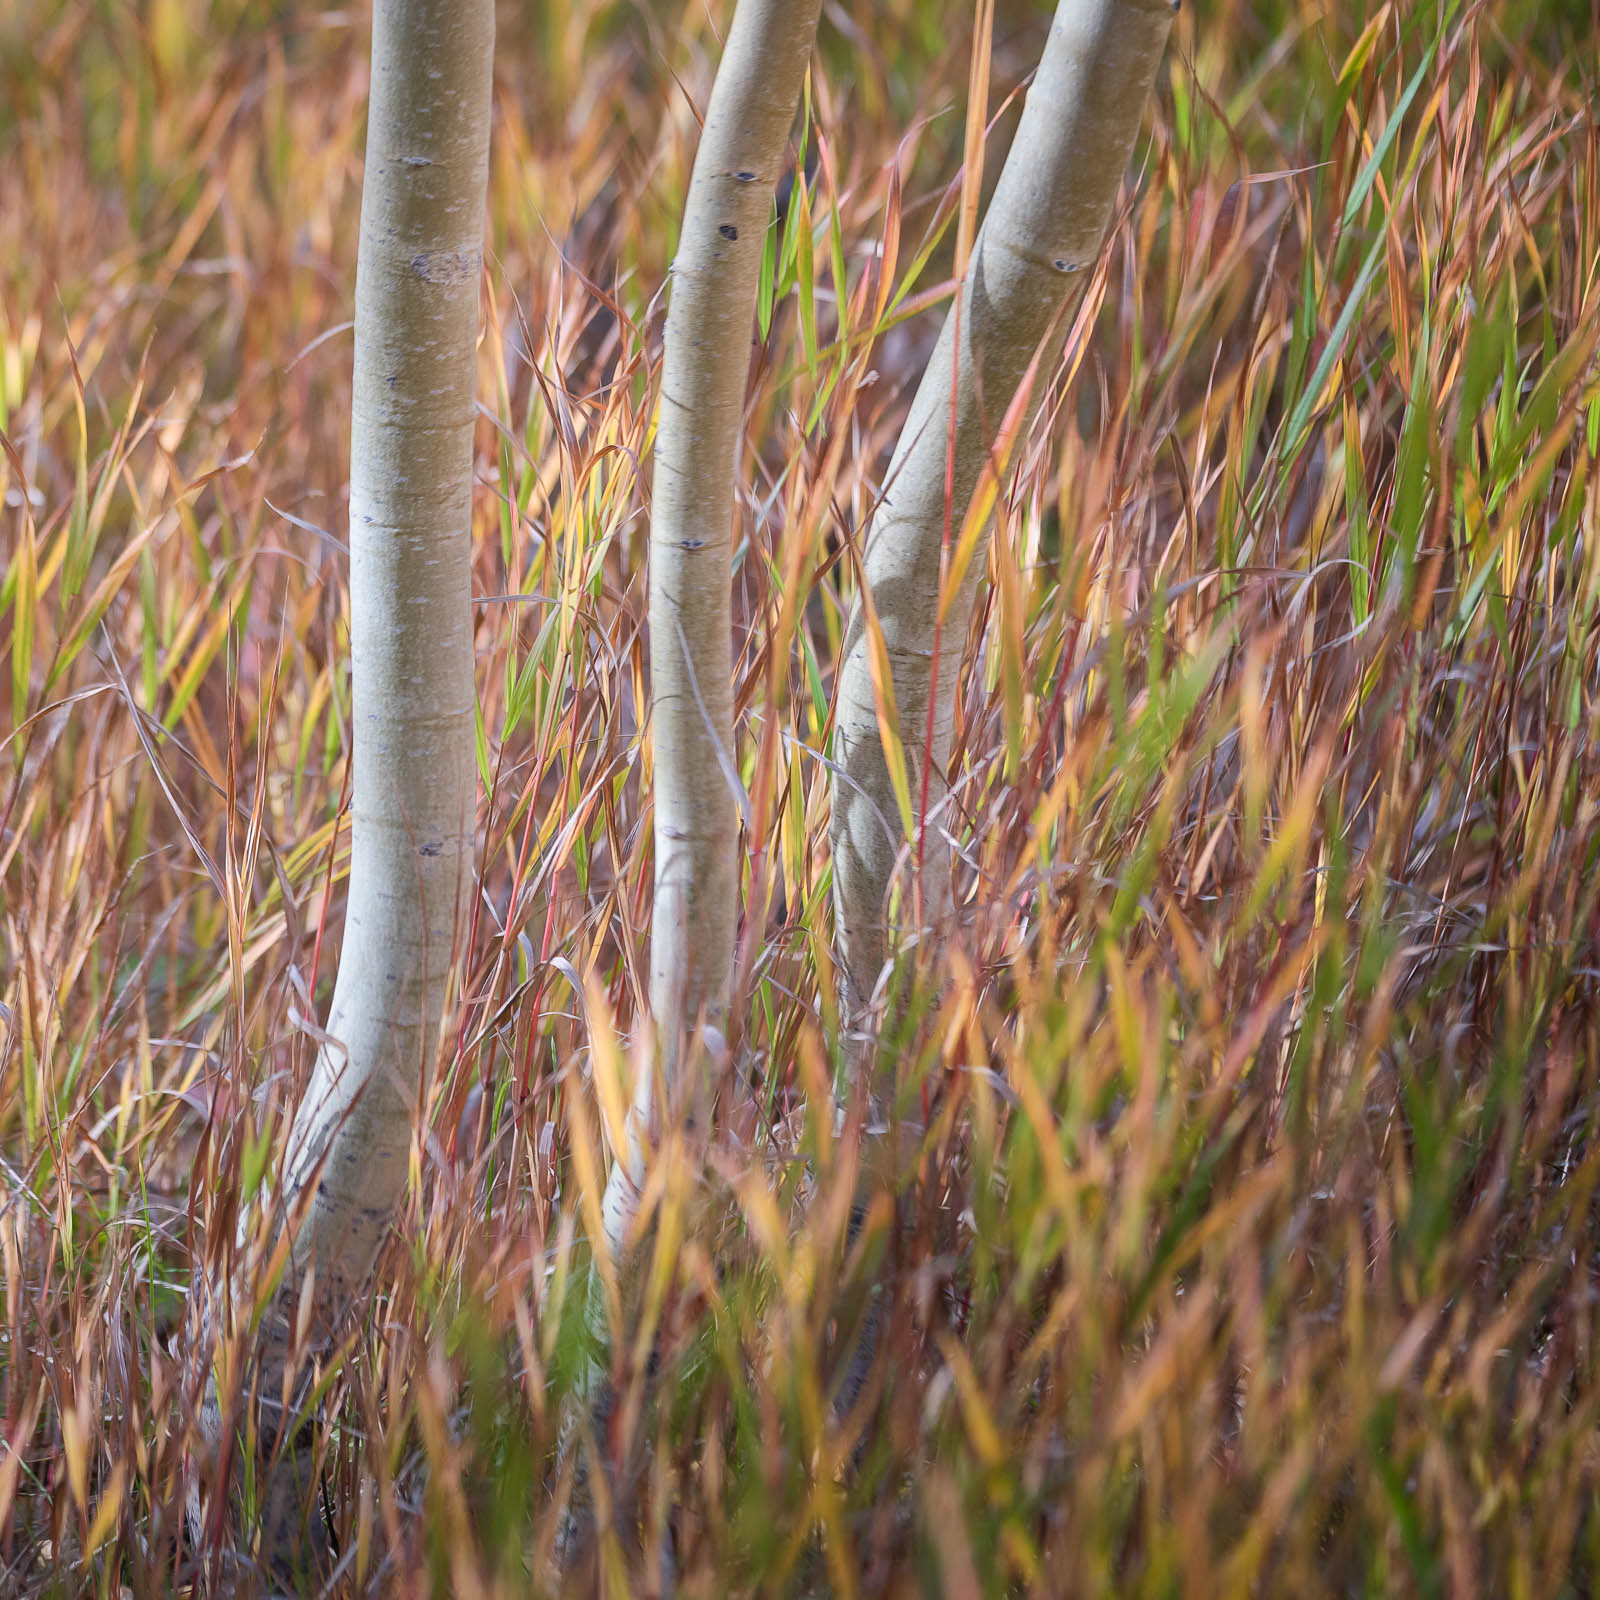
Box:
(282, 0), (491, 1344)
(601, 0), (822, 1250)
(202, 0), (493, 1579)
(830, 0), (1175, 1036)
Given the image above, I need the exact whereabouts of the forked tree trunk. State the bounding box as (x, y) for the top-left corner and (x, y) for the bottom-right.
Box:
(830, 0), (1175, 1039)
(602, 0), (822, 1250)
(204, 0), (493, 1578)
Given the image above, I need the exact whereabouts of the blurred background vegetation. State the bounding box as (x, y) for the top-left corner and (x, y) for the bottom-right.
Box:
(2, 0), (1599, 1593)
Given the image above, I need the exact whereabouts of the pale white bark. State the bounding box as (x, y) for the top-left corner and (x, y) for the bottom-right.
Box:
(277, 0), (493, 1325)
(603, 0), (821, 1247)
(193, 4), (494, 1581)
(830, 0), (1175, 1031)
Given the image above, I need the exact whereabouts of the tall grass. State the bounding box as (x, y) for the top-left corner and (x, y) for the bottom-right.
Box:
(2, 0), (1598, 1593)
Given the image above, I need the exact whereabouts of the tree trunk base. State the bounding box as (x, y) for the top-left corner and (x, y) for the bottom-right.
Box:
(187, 1381), (336, 1596)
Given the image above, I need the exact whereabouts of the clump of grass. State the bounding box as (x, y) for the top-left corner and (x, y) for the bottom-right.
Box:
(3, 0), (1599, 1594)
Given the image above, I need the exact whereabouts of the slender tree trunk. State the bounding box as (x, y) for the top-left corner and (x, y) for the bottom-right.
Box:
(602, 0), (822, 1249)
(200, 0), (493, 1579)
(283, 0), (491, 1344)
(830, 0), (1175, 1039)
